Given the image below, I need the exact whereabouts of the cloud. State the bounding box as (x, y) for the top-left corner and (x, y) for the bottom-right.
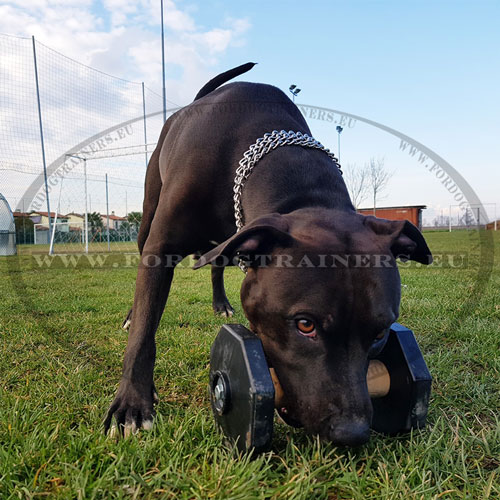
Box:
(0, 1), (251, 211)
(0, 1), (251, 102)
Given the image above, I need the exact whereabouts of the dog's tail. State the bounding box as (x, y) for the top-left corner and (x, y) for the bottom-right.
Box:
(194, 62), (257, 101)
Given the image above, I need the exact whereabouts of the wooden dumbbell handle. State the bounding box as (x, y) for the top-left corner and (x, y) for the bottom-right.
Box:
(269, 368), (285, 408)
(366, 360), (390, 398)
(270, 360), (390, 408)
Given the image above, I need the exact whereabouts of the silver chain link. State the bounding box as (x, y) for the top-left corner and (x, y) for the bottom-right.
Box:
(233, 130), (341, 232)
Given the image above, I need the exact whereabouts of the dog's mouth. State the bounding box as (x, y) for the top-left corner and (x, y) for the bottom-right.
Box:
(276, 406), (303, 428)
(268, 367), (303, 427)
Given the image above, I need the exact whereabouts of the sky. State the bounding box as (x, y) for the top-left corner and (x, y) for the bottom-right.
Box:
(1, 0), (499, 225)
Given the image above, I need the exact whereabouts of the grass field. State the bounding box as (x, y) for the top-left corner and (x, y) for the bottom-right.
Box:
(1, 231), (499, 499)
(17, 240), (139, 255)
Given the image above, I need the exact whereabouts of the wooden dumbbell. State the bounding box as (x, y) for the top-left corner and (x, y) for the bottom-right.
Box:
(209, 323), (431, 453)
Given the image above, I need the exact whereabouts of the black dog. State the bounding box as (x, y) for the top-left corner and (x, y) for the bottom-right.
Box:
(105, 63), (432, 445)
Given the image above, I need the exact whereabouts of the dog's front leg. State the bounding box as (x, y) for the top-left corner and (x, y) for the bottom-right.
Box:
(105, 248), (178, 437)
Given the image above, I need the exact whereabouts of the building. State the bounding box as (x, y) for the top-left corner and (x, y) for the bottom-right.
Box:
(486, 220), (499, 231)
(357, 205), (427, 230)
(103, 212), (128, 230)
(65, 212), (85, 231)
(30, 211), (60, 226)
(0, 193), (16, 255)
(65, 212), (84, 224)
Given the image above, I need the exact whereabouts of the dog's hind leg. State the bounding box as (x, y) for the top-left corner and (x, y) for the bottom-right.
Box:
(211, 265), (234, 317)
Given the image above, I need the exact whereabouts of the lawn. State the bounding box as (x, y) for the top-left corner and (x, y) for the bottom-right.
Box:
(0, 231), (499, 499)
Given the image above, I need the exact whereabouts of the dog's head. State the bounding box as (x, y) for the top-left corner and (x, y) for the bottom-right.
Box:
(195, 209), (432, 446)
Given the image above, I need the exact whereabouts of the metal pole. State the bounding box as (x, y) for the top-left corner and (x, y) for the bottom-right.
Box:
(495, 204), (497, 231)
(161, 0), (167, 123)
(336, 125), (343, 163)
(142, 82), (148, 168)
(106, 173), (110, 252)
(65, 154), (88, 251)
(84, 158), (88, 253)
(49, 174), (64, 255)
(22, 199), (26, 244)
(449, 205), (452, 232)
(32, 36), (53, 239)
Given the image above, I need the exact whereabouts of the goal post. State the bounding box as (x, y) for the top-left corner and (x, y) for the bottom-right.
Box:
(35, 222), (85, 249)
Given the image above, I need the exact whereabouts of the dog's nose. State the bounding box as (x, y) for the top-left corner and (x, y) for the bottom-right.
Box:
(328, 421), (371, 447)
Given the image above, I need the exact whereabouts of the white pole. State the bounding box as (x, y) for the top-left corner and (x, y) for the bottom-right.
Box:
(84, 158), (88, 253)
(49, 175), (64, 255)
(449, 205), (452, 232)
(161, 0), (166, 123)
(142, 82), (148, 168)
(106, 173), (110, 252)
(494, 204), (497, 231)
(49, 206), (58, 255)
(32, 36), (53, 239)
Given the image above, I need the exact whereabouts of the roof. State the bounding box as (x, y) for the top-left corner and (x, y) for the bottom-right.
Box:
(357, 205), (427, 211)
(65, 212), (127, 220)
(31, 211), (58, 217)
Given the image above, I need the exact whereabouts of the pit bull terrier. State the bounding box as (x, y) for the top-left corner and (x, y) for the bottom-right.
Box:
(105, 63), (432, 446)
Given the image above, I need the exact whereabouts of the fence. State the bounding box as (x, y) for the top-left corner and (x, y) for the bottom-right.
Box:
(0, 33), (179, 254)
(422, 203), (498, 231)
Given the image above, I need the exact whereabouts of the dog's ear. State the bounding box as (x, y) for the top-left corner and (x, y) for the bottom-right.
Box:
(364, 216), (433, 264)
(193, 213), (293, 269)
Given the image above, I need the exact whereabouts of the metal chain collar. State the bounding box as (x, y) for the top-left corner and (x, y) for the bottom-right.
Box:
(233, 130), (342, 232)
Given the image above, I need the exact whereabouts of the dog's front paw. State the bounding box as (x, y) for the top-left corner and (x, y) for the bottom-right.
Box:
(122, 308), (133, 330)
(104, 380), (158, 437)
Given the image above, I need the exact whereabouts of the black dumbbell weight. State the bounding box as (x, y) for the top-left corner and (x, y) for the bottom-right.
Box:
(369, 323), (432, 434)
(209, 323), (431, 453)
(209, 324), (275, 454)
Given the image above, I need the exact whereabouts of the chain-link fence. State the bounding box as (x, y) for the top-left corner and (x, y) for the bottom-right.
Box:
(0, 33), (180, 254)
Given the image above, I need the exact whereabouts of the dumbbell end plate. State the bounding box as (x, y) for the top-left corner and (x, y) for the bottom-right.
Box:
(209, 324), (275, 454)
(371, 323), (432, 434)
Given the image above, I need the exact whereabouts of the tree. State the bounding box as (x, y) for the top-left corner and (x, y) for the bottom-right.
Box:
(127, 211), (142, 232)
(14, 215), (34, 244)
(88, 212), (103, 233)
(118, 221), (131, 241)
(343, 163), (370, 209)
(459, 208), (475, 228)
(368, 157), (393, 216)
(433, 214), (450, 227)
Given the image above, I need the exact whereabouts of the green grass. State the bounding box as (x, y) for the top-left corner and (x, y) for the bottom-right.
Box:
(17, 240), (139, 255)
(1, 231), (499, 499)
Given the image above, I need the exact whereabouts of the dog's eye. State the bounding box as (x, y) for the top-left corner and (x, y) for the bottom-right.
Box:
(296, 318), (316, 338)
